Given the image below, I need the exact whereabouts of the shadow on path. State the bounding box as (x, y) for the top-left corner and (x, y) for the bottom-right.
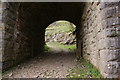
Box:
(3, 51), (77, 78)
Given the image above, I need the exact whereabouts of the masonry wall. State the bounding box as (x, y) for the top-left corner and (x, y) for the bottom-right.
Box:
(0, 2), (3, 76)
(2, 2), (46, 70)
(82, 2), (120, 78)
(2, 2), (33, 70)
(0, 2), (2, 62)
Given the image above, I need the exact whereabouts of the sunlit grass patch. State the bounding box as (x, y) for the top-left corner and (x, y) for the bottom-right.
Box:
(46, 42), (76, 52)
(44, 44), (52, 52)
(67, 58), (102, 78)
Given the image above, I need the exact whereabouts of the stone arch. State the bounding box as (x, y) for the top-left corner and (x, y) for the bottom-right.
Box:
(1, 2), (84, 70)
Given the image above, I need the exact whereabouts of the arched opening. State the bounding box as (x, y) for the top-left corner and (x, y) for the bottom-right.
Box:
(44, 20), (77, 53)
(2, 2), (84, 71)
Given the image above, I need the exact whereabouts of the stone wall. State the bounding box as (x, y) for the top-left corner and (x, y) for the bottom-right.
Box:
(82, 2), (120, 78)
(2, 2), (33, 70)
(2, 3), (17, 70)
(0, 2), (3, 78)
(0, 2), (2, 63)
(2, 2), (46, 70)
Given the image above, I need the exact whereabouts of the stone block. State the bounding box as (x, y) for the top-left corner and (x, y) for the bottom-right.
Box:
(98, 38), (117, 50)
(4, 33), (13, 40)
(98, 39), (107, 50)
(101, 6), (118, 20)
(105, 27), (118, 37)
(105, 2), (119, 8)
(0, 16), (2, 21)
(107, 7), (118, 18)
(107, 17), (119, 27)
(90, 57), (100, 68)
(99, 2), (106, 10)
(106, 62), (120, 73)
(102, 17), (119, 28)
(4, 24), (14, 34)
(4, 16), (16, 26)
(105, 37), (120, 49)
(0, 40), (2, 49)
(100, 49), (120, 62)
(116, 27), (120, 35)
(0, 31), (2, 38)
(0, 50), (2, 62)
(100, 61), (120, 78)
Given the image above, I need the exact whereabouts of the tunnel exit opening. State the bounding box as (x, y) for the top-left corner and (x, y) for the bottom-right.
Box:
(44, 20), (77, 54)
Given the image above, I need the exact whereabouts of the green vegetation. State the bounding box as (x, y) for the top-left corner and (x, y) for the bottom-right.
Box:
(110, 32), (119, 37)
(67, 58), (102, 78)
(46, 26), (72, 33)
(3, 67), (16, 75)
(44, 44), (52, 52)
(45, 20), (76, 46)
(2, 63), (21, 78)
(47, 42), (76, 52)
(45, 20), (76, 35)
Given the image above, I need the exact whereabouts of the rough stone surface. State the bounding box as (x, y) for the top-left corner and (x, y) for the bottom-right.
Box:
(0, 2), (3, 80)
(82, 2), (120, 78)
(2, 3), (34, 70)
(45, 32), (76, 45)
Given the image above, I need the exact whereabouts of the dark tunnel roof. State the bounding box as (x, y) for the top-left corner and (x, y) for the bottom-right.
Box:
(20, 2), (85, 28)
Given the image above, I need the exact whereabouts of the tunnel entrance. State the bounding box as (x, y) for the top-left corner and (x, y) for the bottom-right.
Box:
(2, 2), (83, 70)
(45, 20), (77, 53)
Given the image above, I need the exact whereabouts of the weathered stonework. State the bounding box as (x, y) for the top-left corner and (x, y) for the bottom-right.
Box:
(0, 2), (2, 62)
(82, 2), (120, 78)
(0, 2), (3, 79)
(2, 2), (34, 70)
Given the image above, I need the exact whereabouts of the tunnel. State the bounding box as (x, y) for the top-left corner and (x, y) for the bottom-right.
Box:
(0, 2), (120, 78)
(2, 2), (84, 71)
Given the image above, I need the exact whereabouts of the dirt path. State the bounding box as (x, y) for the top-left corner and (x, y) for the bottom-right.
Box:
(3, 51), (77, 78)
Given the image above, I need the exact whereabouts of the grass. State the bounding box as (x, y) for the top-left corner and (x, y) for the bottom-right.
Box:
(45, 21), (76, 36)
(109, 32), (119, 37)
(45, 20), (76, 52)
(44, 44), (52, 52)
(67, 58), (102, 78)
(2, 62), (24, 78)
(46, 26), (75, 35)
(2, 66), (16, 76)
(46, 42), (76, 52)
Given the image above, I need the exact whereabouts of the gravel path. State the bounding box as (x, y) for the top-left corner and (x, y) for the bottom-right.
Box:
(3, 51), (77, 78)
